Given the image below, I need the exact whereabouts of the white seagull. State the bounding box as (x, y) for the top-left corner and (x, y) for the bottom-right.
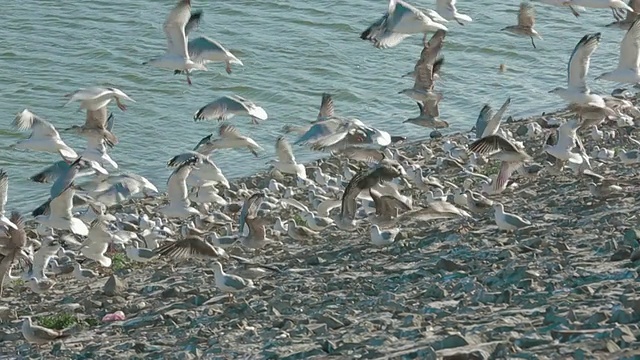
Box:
(360, 0), (448, 49)
(193, 95), (268, 124)
(436, 0), (472, 25)
(270, 136), (307, 179)
(11, 109), (77, 159)
(193, 124), (263, 157)
(0, 171), (18, 230)
(143, 0), (207, 85)
(63, 86), (134, 111)
(160, 157), (201, 219)
(549, 33), (606, 108)
(596, 18), (640, 84)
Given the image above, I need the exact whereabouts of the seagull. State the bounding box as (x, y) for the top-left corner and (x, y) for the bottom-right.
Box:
(501, 2), (542, 49)
(0, 212), (30, 296)
(11, 109), (77, 159)
(607, 0), (640, 28)
(160, 160), (201, 219)
(370, 224), (400, 246)
(63, 86), (134, 112)
(72, 262), (98, 281)
(596, 18), (640, 84)
(193, 95), (268, 124)
(286, 219), (320, 241)
(270, 136), (307, 179)
(469, 135), (532, 192)
(193, 124), (263, 157)
(404, 98), (449, 130)
(282, 93), (337, 135)
(563, 0), (635, 15)
(302, 211), (334, 231)
(237, 193), (272, 249)
(549, 33), (606, 108)
(338, 160), (406, 230)
(399, 30), (446, 103)
(143, 0), (207, 85)
(538, 0), (585, 17)
(0, 171), (17, 230)
(619, 149), (640, 164)
(360, 0), (448, 49)
(544, 119), (586, 164)
(474, 98), (511, 139)
(155, 236), (227, 260)
(493, 203), (531, 231)
(211, 261), (254, 302)
(21, 317), (71, 348)
(368, 188), (412, 225)
(436, 0), (472, 25)
(80, 221), (116, 267)
(171, 11), (243, 75)
(65, 107), (118, 147)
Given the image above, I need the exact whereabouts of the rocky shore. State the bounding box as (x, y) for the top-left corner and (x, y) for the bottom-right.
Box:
(2, 101), (640, 360)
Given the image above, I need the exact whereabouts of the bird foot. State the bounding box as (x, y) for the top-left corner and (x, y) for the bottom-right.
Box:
(226, 64), (232, 74)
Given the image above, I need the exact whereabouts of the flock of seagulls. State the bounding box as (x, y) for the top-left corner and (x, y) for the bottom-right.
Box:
(3, 0), (640, 348)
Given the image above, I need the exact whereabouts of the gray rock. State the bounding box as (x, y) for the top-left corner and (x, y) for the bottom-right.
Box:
(103, 275), (126, 297)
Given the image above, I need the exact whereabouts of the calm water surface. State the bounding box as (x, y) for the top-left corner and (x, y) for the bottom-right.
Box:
(0, 0), (629, 211)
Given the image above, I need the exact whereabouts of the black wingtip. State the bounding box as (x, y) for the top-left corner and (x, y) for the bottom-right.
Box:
(360, 28), (371, 40)
(32, 199), (51, 217)
(30, 172), (47, 183)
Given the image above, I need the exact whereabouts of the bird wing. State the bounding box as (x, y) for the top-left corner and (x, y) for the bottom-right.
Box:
(184, 10), (202, 36)
(155, 236), (222, 259)
(30, 161), (69, 184)
(413, 30), (446, 91)
(294, 120), (343, 145)
(0, 171), (8, 216)
(469, 135), (519, 155)
(167, 158), (197, 206)
(475, 105), (493, 139)
(194, 97), (244, 121)
(482, 97), (511, 138)
(50, 157), (83, 199)
(49, 187), (75, 219)
(275, 136), (296, 163)
(187, 36), (230, 62)
(167, 151), (205, 168)
(105, 113), (115, 132)
(163, 0), (191, 58)
(219, 124), (244, 139)
(317, 93), (335, 121)
(85, 107), (108, 129)
(432, 56), (445, 77)
(494, 161), (521, 191)
(238, 193), (264, 235)
(567, 33), (601, 91)
(340, 170), (367, 220)
(424, 96), (441, 118)
(618, 18), (640, 70)
(13, 109), (60, 138)
(518, 2), (536, 28)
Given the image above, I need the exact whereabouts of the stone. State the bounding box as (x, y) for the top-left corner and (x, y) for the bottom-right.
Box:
(103, 275), (126, 297)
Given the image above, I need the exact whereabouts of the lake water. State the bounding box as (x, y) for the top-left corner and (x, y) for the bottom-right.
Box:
(0, 0), (630, 211)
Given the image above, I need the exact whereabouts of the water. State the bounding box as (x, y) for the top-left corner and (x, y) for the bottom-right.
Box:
(0, 0), (629, 211)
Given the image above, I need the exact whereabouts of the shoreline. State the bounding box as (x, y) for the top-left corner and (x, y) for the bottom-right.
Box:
(4, 97), (640, 358)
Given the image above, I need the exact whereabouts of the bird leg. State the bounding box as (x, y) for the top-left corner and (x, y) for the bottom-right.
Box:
(225, 62), (232, 75)
(251, 117), (259, 125)
(569, 5), (580, 17)
(227, 293), (234, 303)
(456, 19), (464, 26)
(186, 73), (192, 86)
(530, 36), (537, 49)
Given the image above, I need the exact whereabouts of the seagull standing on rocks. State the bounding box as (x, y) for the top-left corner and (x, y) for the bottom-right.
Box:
(211, 261), (255, 302)
(21, 317), (71, 349)
(493, 203), (531, 231)
(501, 2), (542, 49)
(370, 224), (400, 246)
(360, 0), (448, 49)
